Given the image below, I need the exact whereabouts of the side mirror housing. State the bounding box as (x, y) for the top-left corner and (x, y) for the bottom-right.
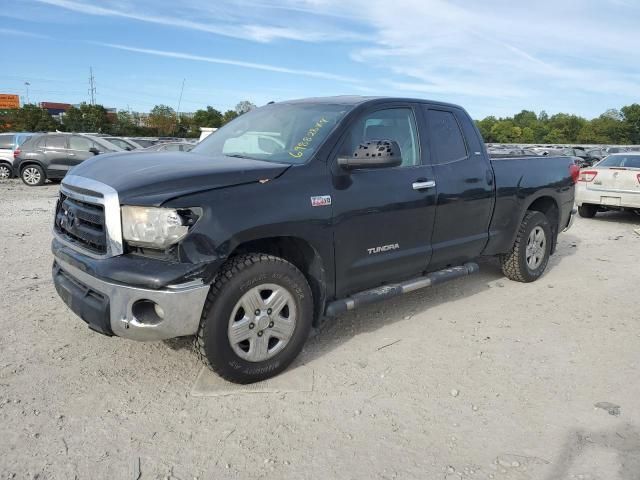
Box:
(89, 147), (100, 155)
(338, 139), (402, 170)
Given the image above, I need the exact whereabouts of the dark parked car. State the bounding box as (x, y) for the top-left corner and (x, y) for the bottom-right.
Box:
(51, 96), (577, 384)
(560, 148), (599, 167)
(103, 137), (144, 151)
(14, 133), (122, 186)
(140, 142), (194, 152)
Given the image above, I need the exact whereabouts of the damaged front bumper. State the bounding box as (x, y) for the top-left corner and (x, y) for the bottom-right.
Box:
(52, 256), (210, 341)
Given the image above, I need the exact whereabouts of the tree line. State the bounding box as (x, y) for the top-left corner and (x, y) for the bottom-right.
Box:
(0, 100), (257, 138)
(476, 105), (640, 145)
(1, 100), (639, 144)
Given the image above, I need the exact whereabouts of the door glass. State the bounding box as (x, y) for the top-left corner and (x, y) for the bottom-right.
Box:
(341, 108), (419, 167)
(69, 136), (93, 151)
(45, 136), (67, 149)
(428, 110), (468, 164)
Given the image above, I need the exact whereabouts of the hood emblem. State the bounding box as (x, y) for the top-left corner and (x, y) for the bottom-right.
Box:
(311, 195), (332, 207)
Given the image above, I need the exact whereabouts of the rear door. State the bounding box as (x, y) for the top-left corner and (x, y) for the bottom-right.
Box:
(43, 135), (70, 177)
(332, 104), (437, 296)
(422, 106), (495, 269)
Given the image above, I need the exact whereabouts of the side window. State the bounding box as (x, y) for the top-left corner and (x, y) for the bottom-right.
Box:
(340, 108), (419, 167)
(427, 110), (468, 164)
(45, 136), (67, 150)
(0, 134), (14, 150)
(69, 136), (93, 151)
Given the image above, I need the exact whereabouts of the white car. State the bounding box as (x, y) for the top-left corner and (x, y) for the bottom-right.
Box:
(576, 153), (640, 218)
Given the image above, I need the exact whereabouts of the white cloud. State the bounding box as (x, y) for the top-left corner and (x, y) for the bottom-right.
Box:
(94, 42), (360, 83)
(0, 27), (50, 39)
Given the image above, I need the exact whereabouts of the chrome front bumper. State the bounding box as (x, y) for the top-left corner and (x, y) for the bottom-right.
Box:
(53, 257), (210, 341)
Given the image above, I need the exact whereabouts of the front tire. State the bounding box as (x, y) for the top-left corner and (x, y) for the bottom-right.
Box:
(578, 204), (597, 218)
(501, 211), (552, 283)
(21, 164), (46, 186)
(196, 253), (313, 384)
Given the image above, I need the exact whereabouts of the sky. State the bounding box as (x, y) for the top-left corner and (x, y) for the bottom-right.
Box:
(1, 0), (639, 119)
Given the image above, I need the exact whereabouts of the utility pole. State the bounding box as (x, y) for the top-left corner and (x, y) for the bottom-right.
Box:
(175, 78), (186, 135)
(88, 67), (96, 105)
(24, 82), (30, 104)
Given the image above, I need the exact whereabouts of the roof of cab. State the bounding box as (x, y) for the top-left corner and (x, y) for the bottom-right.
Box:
(278, 95), (462, 110)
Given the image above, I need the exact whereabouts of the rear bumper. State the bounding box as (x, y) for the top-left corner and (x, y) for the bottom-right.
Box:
(576, 185), (640, 209)
(53, 257), (210, 341)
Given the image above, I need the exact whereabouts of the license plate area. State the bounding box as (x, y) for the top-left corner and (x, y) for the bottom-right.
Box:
(600, 196), (621, 206)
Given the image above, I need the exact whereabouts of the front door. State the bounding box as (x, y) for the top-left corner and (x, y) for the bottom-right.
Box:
(68, 135), (98, 169)
(332, 105), (437, 297)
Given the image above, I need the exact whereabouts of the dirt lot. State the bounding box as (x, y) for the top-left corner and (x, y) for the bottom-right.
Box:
(1, 180), (639, 480)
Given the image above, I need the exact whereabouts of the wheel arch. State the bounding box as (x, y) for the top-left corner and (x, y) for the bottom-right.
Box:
(19, 159), (48, 175)
(524, 195), (560, 253)
(229, 236), (327, 326)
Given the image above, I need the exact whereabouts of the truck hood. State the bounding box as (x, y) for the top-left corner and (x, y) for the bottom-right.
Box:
(68, 151), (290, 206)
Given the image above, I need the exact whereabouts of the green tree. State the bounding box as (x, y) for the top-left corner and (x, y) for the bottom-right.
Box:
(476, 116), (498, 142)
(235, 100), (256, 115)
(10, 105), (57, 132)
(222, 109), (239, 125)
(192, 106), (223, 129)
(148, 104), (176, 136)
(621, 104), (640, 144)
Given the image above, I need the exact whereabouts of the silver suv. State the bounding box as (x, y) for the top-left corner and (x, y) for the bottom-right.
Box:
(0, 132), (35, 179)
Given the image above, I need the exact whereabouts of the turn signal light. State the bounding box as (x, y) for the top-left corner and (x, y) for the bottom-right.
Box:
(569, 164), (580, 184)
(578, 170), (598, 182)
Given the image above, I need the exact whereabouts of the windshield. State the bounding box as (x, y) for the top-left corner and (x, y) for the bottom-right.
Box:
(192, 103), (351, 164)
(597, 155), (640, 168)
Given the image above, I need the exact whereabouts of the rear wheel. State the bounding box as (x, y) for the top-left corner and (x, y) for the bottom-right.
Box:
(501, 211), (552, 283)
(578, 204), (598, 218)
(21, 165), (46, 186)
(0, 164), (11, 180)
(196, 253), (313, 384)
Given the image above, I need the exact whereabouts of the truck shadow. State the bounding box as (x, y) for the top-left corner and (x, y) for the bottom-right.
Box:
(545, 424), (640, 480)
(299, 239), (579, 365)
(584, 210), (640, 225)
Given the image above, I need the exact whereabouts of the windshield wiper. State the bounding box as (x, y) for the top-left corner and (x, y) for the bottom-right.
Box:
(225, 153), (253, 159)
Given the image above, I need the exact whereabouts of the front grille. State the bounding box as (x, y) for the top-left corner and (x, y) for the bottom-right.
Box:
(54, 192), (107, 254)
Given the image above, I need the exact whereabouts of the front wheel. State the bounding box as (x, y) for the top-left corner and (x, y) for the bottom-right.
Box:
(501, 211), (552, 283)
(21, 165), (46, 186)
(196, 253), (313, 384)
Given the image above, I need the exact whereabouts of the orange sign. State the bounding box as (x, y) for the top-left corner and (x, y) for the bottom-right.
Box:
(0, 94), (20, 109)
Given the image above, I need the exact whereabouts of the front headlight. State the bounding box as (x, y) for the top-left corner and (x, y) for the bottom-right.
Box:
(121, 206), (196, 249)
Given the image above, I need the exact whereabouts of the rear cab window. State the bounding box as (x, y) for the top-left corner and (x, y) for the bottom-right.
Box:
(426, 109), (468, 164)
(598, 155), (640, 169)
(45, 136), (68, 149)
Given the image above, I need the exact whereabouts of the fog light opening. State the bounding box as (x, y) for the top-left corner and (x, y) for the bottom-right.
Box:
(132, 300), (164, 326)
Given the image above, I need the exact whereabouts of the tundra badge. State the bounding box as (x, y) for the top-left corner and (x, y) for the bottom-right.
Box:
(368, 244), (400, 255)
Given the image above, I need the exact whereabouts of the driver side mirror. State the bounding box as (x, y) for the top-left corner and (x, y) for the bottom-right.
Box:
(89, 147), (100, 155)
(338, 139), (402, 170)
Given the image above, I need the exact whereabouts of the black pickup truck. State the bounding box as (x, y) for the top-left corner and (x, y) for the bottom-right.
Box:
(51, 97), (577, 383)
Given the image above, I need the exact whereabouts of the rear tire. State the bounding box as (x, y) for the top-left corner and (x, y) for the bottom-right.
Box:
(578, 204), (597, 218)
(21, 164), (46, 186)
(501, 211), (552, 283)
(195, 253), (313, 384)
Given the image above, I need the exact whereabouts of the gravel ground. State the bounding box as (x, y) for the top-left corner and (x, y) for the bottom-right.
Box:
(1, 180), (639, 480)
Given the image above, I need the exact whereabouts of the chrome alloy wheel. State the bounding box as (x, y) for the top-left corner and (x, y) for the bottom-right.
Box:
(227, 283), (297, 362)
(525, 226), (546, 269)
(22, 167), (41, 185)
(0, 165), (10, 179)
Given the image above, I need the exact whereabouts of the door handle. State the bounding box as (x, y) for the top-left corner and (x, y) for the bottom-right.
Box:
(412, 180), (436, 190)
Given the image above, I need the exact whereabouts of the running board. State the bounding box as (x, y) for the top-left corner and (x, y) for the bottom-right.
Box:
(324, 262), (480, 317)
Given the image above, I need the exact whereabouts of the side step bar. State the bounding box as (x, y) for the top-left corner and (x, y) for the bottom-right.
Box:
(324, 262), (479, 317)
